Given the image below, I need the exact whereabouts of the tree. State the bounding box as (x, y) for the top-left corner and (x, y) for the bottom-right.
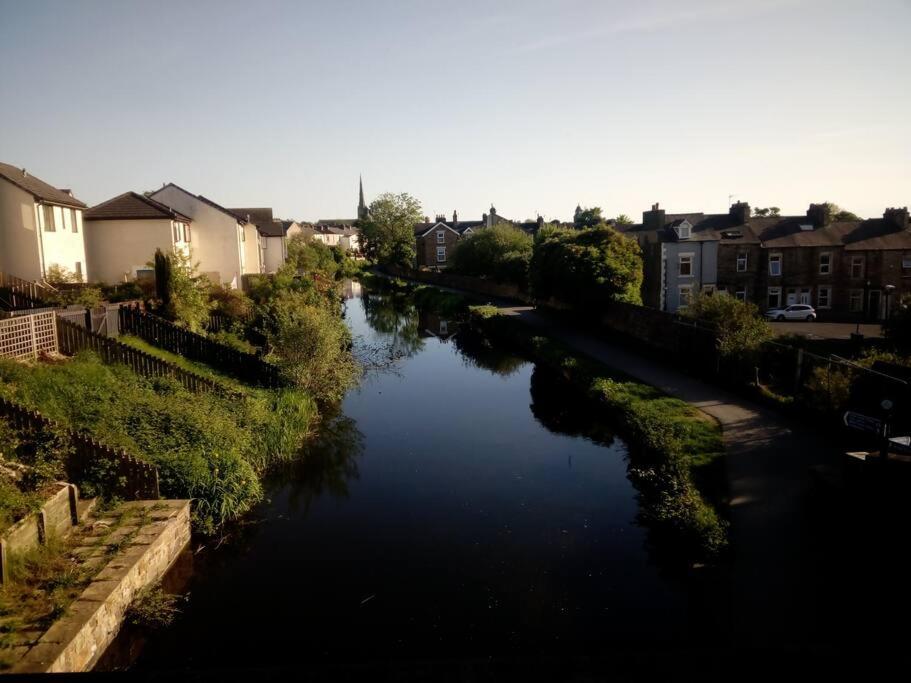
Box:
(829, 204), (860, 221)
(678, 293), (772, 360)
(448, 223), (533, 287)
(153, 248), (172, 307)
(360, 192), (423, 269)
(614, 214), (634, 225)
(753, 206), (781, 218)
(573, 206), (604, 229)
(753, 207), (769, 217)
(529, 225), (643, 307)
(768, 207), (781, 217)
(164, 251), (212, 332)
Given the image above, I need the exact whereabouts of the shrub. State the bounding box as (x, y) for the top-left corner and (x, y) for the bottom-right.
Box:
(529, 225), (643, 307)
(162, 251), (212, 332)
(125, 585), (183, 630)
(679, 293), (772, 360)
(45, 264), (82, 285)
(448, 223), (533, 287)
(263, 293), (358, 403)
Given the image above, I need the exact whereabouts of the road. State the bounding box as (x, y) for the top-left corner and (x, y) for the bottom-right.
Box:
(770, 320), (882, 339)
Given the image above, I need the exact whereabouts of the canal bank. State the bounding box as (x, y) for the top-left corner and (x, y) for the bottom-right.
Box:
(117, 281), (727, 669)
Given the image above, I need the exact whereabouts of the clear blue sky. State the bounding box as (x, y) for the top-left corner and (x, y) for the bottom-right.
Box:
(1, 0), (908, 222)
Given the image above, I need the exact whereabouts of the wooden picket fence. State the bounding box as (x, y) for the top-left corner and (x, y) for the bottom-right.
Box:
(0, 396), (159, 500)
(119, 304), (284, 387)
(0, 272), (55, 311)
(56, 317), (226, 394)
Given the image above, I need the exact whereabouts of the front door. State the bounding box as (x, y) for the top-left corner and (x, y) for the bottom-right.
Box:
(786, 289), (798, 306)
(868, 290), (882, 320)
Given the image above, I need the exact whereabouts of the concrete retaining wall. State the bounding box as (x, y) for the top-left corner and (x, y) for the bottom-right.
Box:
(12, 499), (191, 673)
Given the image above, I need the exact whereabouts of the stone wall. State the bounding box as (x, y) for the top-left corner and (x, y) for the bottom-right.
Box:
(12, 499), (191, 673)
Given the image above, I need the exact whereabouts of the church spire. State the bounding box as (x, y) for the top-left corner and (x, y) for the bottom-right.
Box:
(357, 175), (367, 221)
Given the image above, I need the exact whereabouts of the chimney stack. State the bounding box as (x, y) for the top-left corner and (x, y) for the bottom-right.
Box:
(729, 201), (750, 225)
(452, 210), (458, 223)
(435, 213), (446, 223)
(807, 203), (832, 228)
(643, 202), (666, 231)
(883, 206), (909, 232)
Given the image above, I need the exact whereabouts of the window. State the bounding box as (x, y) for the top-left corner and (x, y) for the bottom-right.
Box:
(185, 224), (191, 243)
(678, 285), (693, 308)
(902, 253), (911, 272)
(735, 288), (746, 302)
(767, 287), (782, 309)
(819, 252), (831, 275)
(736, 252), (748, 272)
(42, 205), (56, 232)
(818, 286), (831, 309)
(436, 230), (445, 244)
(850, 256), (864, 278)
(702, 284), (716, 295)
(676, 222), (691, 239)
(678, 253), (693, 277)
(768, 253), (782, 277)
(71, 209), (78, 233)
(849, 289), (863, 312)
(436, 246), (446, 263)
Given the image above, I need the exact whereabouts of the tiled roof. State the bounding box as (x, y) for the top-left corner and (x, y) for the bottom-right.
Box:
(0, 161), (86, 208)
(85, 192), (192, 221)
(414, 220), (484, 237)
(316, 218), (358, 227)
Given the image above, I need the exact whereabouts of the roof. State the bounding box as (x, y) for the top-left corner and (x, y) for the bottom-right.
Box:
(414, 220), (484, 237)
(0, 161), (87, 208)
(315, 218), (358, 227)
(151, 183), (247, 223)
(315, 225), (358, 236)
(621, 212), (763, 245)
(229, 207), (279, 235)
(85, 192), (192, 221)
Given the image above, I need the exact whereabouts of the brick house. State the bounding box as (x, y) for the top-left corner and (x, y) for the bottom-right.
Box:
(624, 201), (911, 320)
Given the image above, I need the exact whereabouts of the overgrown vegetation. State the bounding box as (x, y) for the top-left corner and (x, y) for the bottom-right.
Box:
(467, 305), (726, 566)
(125, 584), (184, 631)
(0, 353), (316, 532)
(679, 293), (773, 361)
(529, 224), (643, 307)
(448, 223), (533, 287)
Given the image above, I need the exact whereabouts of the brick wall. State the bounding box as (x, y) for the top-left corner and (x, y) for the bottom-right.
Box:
(416, 228), (461, 268)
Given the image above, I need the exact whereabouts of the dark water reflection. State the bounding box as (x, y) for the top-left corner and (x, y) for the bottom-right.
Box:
(119, 283), (718, 670)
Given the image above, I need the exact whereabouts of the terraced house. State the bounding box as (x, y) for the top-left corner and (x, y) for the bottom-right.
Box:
(0, 161), (88, 282)
(623, 201), (911, 320)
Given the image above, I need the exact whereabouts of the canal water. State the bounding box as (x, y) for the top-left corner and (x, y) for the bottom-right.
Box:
(122, 283), (719, 669)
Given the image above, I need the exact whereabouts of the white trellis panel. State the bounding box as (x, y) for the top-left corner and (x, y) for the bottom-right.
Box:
(0, 311), (58, 361)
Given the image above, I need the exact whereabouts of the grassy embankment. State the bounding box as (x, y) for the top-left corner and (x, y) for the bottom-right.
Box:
(467, 303), (727, 565)
(0, 352), (316, 533)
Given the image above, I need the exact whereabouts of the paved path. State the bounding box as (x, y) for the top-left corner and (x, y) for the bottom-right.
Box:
(495, 304), (849, 651)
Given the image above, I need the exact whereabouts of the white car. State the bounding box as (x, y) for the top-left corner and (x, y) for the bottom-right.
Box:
(765, 304), (816, 321)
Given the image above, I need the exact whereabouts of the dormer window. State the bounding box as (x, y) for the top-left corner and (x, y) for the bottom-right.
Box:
(674, 221), (691, 240)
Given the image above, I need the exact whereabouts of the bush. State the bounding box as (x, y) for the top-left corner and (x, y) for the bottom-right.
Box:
(209, 285), (253, 322)
(679, 293), (772, 360)
(448, 223), (532, 287)
(529, 225), (643, 307)
(263, 293), (358, 403)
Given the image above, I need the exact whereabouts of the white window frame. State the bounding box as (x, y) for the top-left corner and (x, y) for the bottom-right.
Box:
(736, 252), (748, 272)
(70, 208), (78, 233)
(678, 284), (693, 308)
(42, 204), (56, 232)
(819, 252), (831, 275)
(767, 287), (782, 308)
(676, 223), (691, 240)
(850, 255), (864, 278)
(436, 246), (446, 263)
(818, 286), (831, 309)
(678, 252), (694, 277)
(735, 288), (746, 302)
(436, 230), (445, 244)
(768, 253), (782, 277)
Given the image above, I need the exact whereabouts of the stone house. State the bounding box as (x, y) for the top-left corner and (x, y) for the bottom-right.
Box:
(83, 192), (192, 284)
(0, 161), (89, 282)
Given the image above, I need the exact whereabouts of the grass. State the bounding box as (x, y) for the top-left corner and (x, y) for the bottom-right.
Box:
(118, 335), (245, 391)
(467, 305), (728, 566)
(0, 352), (317, 532)
(124, 584), (183, 631)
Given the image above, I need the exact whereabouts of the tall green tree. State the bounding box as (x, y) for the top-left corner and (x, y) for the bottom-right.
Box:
(530, 225), (643, 307)
(573, 206), (604, 229)
(360, 192), (423, 269)
(614, 214), (633, 225)
(153, 248), (172, 307)
(449, 223), (533, 287)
